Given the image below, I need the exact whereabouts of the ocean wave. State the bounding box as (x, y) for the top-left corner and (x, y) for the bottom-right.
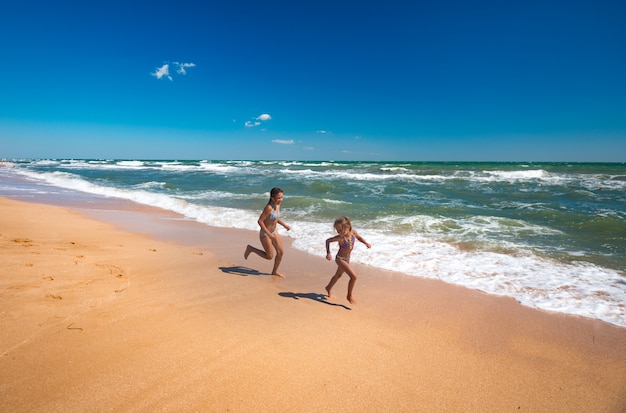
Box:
(483, 169), (549, 180)
(198, 162), (242, 173)
(117, 160), (145, 167)
(13, 169), (260, 231)
(132, 181), (167, 190)
(16, 160), (624, 192)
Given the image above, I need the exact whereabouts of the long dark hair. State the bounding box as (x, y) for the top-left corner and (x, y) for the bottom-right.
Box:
(269, 187), (283, 203)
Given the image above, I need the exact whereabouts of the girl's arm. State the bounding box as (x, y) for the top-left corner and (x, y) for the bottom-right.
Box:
(325, 236), (339, 260)
(353, 230), (371, 249)
(278, 218), (290, 231)
(257, 204), (273, 234)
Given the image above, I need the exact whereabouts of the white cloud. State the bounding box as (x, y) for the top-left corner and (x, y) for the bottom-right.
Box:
(152, 64), (172, 81)
(272, 139), (294, 145)
(152, 61), (196, 80)
(245, 113), (272, 128)
(316, 130), (329, 134)
(173, 62), (196, 75)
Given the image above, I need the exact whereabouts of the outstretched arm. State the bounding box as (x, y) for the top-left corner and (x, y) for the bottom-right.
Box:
(278, 218), (290, 231)
(353, 230), (371, 249)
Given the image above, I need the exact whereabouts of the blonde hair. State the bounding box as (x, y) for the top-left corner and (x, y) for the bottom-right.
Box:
(334, 216), (353, 237)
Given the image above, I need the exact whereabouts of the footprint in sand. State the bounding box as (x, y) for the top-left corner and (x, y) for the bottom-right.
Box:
(13, 238), (34, 247)
(96, 263), (125, 278)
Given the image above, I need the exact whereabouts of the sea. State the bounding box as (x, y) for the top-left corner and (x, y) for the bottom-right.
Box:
(1, 159), (625, 328)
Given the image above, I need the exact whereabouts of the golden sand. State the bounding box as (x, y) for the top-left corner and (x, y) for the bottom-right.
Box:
(1, 197), (624, 412)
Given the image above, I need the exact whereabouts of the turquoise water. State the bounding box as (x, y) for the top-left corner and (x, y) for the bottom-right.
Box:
(2, 159), (625, 326)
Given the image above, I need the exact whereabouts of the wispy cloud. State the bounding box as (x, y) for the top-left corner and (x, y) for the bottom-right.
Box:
(245, 113), (272, 128)
(174, 62), (196, 75)
(152, 62), (196, 81)
(272, 139), (294, 145)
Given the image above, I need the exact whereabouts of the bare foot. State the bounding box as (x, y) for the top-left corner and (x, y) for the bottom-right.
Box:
(347, 295), (357, 304)
(272, 271), (285, 278)
(325, 286), (335, 299)
(244, 245), (251, 259)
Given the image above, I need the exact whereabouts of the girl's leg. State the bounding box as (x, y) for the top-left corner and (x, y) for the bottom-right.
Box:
(270, 233), (285, 277)
(346, 274), (357, 304)
(325, 265), (344, 298)
(244, 234), (274, 260)
(337, 260), (358, 304)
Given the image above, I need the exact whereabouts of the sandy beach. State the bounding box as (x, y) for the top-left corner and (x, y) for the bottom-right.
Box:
(1, 196), (625, 412)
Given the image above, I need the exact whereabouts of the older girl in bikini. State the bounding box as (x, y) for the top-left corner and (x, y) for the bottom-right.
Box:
(245, 187), (291, 277)
(325, 216), (371, 304)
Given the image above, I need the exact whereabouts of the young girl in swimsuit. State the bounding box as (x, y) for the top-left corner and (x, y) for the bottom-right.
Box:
(244, 187), (291, 277)
(325, 216), (371, 304)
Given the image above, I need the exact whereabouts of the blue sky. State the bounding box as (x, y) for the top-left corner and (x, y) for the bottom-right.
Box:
(1, 1), (625, 161)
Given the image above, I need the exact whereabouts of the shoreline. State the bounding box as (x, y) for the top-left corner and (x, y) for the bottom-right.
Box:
(3, 163), (625, 328)
(1, 196), (625, 412)
(16, 190), (626, 328)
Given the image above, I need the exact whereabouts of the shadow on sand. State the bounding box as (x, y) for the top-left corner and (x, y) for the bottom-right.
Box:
(279, 292), (351, 310)
(219, 266), (268, 277)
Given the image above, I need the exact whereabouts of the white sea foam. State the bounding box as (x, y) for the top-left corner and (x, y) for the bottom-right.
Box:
(483, 169), (548, 180)
(133, 181), (167, 190)
(117, 160), (145, 167)
(158, 162), (197, 171)
(198, 162), (242, 173)
(291, 220), (626, 326)
(280, 168), (425, 182)
(12, 169), (257, 229)
(322, 198), (350, 205)
(380, 166), (410, 172)
(33, 160), (61, 166)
